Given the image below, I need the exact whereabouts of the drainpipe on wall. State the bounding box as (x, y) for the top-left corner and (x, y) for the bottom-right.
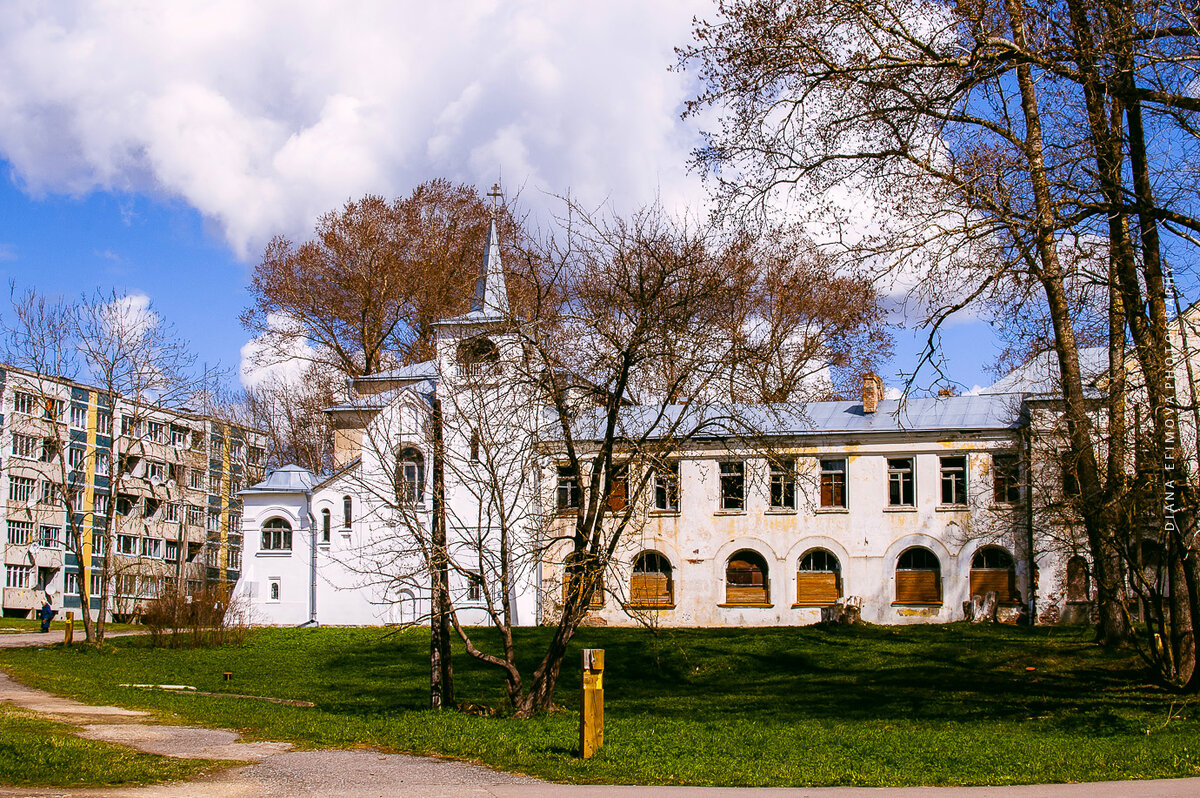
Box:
(297, 488), (319, 628)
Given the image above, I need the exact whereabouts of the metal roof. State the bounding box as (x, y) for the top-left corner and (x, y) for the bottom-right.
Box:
(355, 360), (437, 383)
(981, 347), (1107, 396)
(242, 464), (317, 494)
(559, 393), (1024, 442)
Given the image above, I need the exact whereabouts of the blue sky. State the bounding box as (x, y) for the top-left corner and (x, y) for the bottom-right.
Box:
(0, 1), (1008, 396)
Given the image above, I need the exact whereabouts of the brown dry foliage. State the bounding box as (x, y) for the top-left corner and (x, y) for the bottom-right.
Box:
(242, 179), (528, 376)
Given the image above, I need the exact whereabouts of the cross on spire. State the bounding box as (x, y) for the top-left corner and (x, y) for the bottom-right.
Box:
(487, 182), (503, 215)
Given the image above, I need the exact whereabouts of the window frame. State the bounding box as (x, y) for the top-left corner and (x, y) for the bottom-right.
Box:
(260, 518), (293, 552)
(652, 461), (680, 512)
(768, 458), (797, 511)
(718, 460), (746, 511)
(938, 455), (968, 507)
(887, 457), (916, 507)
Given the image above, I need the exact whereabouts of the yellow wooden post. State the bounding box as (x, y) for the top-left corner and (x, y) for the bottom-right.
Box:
(64, 611), (74, 646)
(580, 648), (604, 758)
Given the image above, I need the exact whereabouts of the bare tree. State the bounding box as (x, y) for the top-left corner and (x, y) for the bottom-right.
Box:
(680, 0), (1200, 680)
(3, 287), (214, 642)
(328, 197), (886, 716)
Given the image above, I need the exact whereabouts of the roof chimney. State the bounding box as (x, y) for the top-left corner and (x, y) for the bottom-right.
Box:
(862, 373), (884, 414)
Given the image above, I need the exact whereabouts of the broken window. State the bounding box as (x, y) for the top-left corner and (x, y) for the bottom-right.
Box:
(992, 453), (1021, 504)
(631, 551), (673, 607)
(719, 461), (745, 510)
(769, 459), (796, 510)
(725, 550), (769, 605)
(556, 466), (580, 511)
(652, 461), (679, 511)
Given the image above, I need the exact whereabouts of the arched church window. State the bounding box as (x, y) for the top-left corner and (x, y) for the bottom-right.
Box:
(457, 338), (500, 378)
(396, 447), (426, 505)
(261, 518), (292, 551)
(321, 509), (331, 544)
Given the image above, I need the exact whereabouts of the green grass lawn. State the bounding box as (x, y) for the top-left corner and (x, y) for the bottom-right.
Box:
(1, 623), (1198, 787)
(0, 705), (218, 787)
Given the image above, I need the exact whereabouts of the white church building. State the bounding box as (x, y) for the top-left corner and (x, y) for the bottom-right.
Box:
(236, 220), (1160, 629)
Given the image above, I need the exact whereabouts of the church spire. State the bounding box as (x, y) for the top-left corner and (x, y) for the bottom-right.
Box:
(471, 186), (509, 316)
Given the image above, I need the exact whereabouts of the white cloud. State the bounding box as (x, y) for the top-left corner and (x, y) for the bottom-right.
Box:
(239, 313), (316, 390)
(0, 0), (714, 259)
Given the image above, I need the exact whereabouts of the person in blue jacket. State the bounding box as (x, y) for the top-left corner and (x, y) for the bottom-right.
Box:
(39, 601), (54, 633)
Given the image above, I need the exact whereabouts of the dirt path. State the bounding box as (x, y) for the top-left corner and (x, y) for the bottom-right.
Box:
(2, 630), (1199, 797)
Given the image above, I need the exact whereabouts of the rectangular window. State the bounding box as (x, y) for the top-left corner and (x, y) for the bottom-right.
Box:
(467, 575), (482, 602)
(186, 505), (204, 526)
(1061, 451), (1080, 496)
(9, 476), (36, 503)
(230, 441), (244, 460)
(93, 533), (106, 557)
(145, 460), (166, 481)
(11, 433), (38, 459)
(165, 540), (180, 561)
(939, 456), (967, 506)
(148, 421), (166, 444)
(5, 565), (32, 589)
(64, 571), (80, 595)
(140, 537), (162, 558)
(117, 534), (137, 555)
(605, 464), (628, 512)
(120, 415), (139, 437)
(40, 480), (57, 505)
(207, 510), (221, 533)
(653, 461), (680, 511)
(95, 450), (110, 474)
(887, 457), (915, 507)
(7, 520), (33, 545)
(189, 469), (206, 490)
(93, 493), (110, 515)
(12, 391), (37, 415)
(95, 411), (112, 435)
(820, 458), (847, 508)
(769, 459), (796, 510)
(170, 425), (189, 448)
(37, 526), (61, 548)
(556, 466), (580, 511)
(227, 546), (242, 570)
(719, 461), (745, 510)
(70, 405), (88, 429)
(90, 572), (103, 596)
(163, 503), (179, 522)
(210, 435), (224, 456)
(68, 446), (85, 469)
(40, 438), (60, 463)
(249, 445), (264, 465)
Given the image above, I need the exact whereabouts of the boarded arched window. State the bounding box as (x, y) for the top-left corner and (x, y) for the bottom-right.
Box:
(970, 546), (1018, 604)
(1066, 556), (1090, 603)
(796, 548), (841, 606)
(895, 546), (941, 605)
(562, 551), (604, 609)
(726, 550), (769, 605)
(457, 338), (500, 377)
(261, 518), (292, 551)
(396, 447), (426, 505)
(631, 552), (673, 606)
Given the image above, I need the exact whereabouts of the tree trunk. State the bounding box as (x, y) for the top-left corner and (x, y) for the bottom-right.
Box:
(429, 398), (454, 709)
